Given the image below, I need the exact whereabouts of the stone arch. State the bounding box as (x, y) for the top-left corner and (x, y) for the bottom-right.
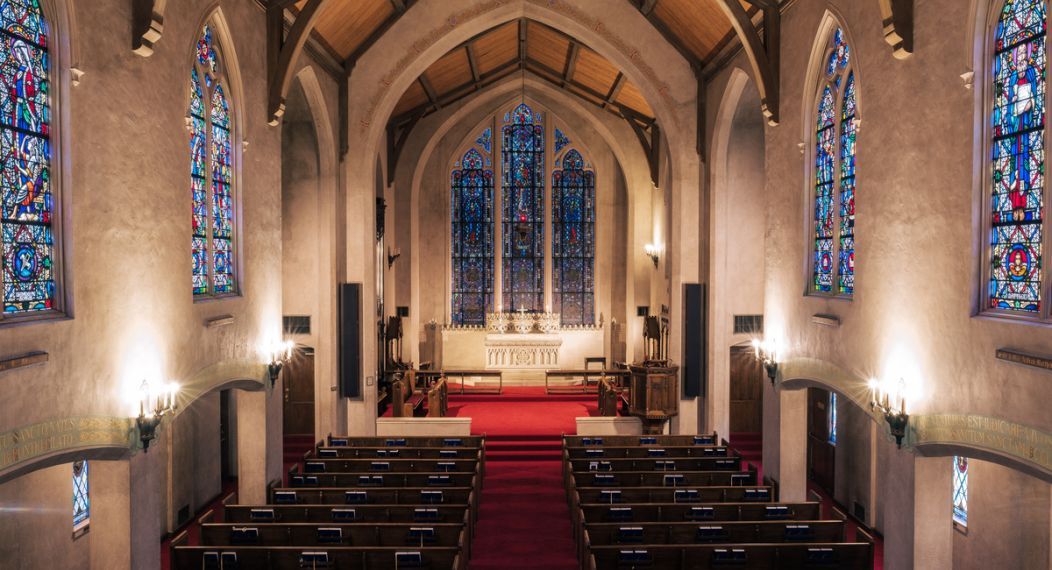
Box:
(778, 356), (875, 417)
(912, 415), (1052, 484)
(0, 418), (133, 485)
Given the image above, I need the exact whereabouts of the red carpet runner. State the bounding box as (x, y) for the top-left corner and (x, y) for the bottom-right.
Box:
(448, 387), (595, 570)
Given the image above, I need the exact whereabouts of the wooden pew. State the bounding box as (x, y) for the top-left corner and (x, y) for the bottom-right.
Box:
(310, 446), (481, 460)
(299, 458), (479, 473)
(199, 522), (467, 548)
(564, 434), (719, 447)
(287, 471), (476, 489)
(597, 376), (620, 416)
(225, 504), (469, 525)
(324, 435), (484, 448)
(568, 457), (743, 473)
(582, 520), (846, 545)
(546, 369), (630, 395)
(270, 487), (475, 506)
(577, 502), (822, 524)
(566, 446), (734, 459)
(391, 371), (426, 417)
(427, 377), (449, 417)
(587, 542), (873, 570)
(574, 486), (774, 505)
(172, 545), (463, 570)
(571, 470), (755, 488)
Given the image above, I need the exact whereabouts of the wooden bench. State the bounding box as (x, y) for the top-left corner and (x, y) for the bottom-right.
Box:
(564, 434), (720, 447)
(587, 542), (873, 569)
(286, 471), (477, 489)
(299, 458), (479, 473)
(310, 446), (482, 460)
(568, 457), (743, 473)
(574, 485), (774, 505)
(427, 377), (449, 417)
(565, 445), (734, 459)
(571, 470), (755, 488)
(225, 504), (470, 525)
(416, 369), (503, 394)
(172, 545), (463, 570)
(391, 371), (426, 417)
(577, 502), (822, 524)
(270, 487), (476, 506)
(198, 522), (467, 548)
(322, 434), (484, 449)
(582, 519), (846, 545)
(546, 368), (630, 394)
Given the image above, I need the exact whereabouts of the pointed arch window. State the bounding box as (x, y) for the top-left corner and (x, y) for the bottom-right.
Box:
(1, 0), (57, 317)
(501, 103), (545, 313)
(552, 148), (595, 326)
(811, 28), (857, 297)
(986, 0), (1047, 316)
(190, 23), (237, 298)
(451, 128), (495, 326)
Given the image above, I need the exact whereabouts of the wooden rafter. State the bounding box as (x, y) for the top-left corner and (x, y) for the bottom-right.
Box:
(562, 42), (580, 87)
(418, 75), (440, 108)
(601, 72), (626, 109)
(715, 0), (780, 124)
(466, 44), (481, 85)
(630, 0), (701, 68)
(347, 0), (417, 65)
(132, 0), (167, 57)
(878, 0), (913, 59)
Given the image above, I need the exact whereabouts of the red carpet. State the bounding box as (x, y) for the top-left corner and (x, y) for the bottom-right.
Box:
(454, 386), (590, 569)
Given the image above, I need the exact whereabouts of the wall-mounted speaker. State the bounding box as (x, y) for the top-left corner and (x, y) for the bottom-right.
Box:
(339, 283), (362, 399)
(397, 306), (409, 317)
(682, 283), (706, 398)
(636, 306), (650, 317)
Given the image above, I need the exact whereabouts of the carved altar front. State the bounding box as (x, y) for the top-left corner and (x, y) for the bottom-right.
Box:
(484, 334), (562, 369)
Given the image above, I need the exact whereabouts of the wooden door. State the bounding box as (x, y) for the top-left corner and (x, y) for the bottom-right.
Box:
(729, 346), (763, 433)
(807, 387), (835, 494)
(283, 350), (315, 435)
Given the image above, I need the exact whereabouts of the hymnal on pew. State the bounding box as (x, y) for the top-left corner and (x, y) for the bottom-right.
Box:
(344, 491), (368, 504)
(330, 508), (356, 521)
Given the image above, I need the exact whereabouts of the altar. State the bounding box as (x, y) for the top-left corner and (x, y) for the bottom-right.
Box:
(436, 311), (605, 382)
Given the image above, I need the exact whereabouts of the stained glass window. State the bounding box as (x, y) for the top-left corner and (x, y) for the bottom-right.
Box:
(828, 392), (838, 445)
(73, 460), (89, 532)
(811, 27), (856, 296)
(989, 0), (1046, 313)
(190, 24), (236, 297)
(501, 103), (545, 313)
(1, 0), (54, 315)
(952, 456), (968, 527)
(451, 135), (494, 325)
(553, 149), (594, 326)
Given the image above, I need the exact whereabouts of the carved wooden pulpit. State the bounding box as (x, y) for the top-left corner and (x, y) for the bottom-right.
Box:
(627, 364), (679, 434)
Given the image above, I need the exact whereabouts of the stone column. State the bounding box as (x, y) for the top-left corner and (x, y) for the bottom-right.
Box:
(235, 386), (283, 505)
(776, 388), (808, 501)
(89, 453), (162, 570)
(882, 452), (953, 570)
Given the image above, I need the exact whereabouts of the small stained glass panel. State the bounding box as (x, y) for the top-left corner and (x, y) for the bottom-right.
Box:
(952, 456), (968, 527)
(73, 460), (89, 531)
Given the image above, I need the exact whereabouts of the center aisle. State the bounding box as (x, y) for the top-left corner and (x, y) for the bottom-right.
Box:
(446, 387), (595, 570)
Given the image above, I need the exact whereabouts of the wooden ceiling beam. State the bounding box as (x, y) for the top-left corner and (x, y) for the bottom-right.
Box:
(389, 58), (522, 126)
(389, 0), (407, 12)
(639, 0), (657, 15)
(601, 72), (626, 109)
(715, 0), (780, 124)
(525, 59), (655, 127)
(562, 42), (580, 87)
(267, 0), (325, 125)
(466, 44), (481, 84)
(878, 0), (913, 59)
(518, 18), (528, 68)
(628, 0), (701, 67)
(418, 75), (440, 108)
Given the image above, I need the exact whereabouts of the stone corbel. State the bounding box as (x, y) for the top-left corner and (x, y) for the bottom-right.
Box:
(878, 0), (913, 59)
(131, 0), (167, 57)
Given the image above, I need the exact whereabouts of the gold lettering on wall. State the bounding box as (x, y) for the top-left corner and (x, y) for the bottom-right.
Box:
(996, 348), (1052, 372)
(914, 414), (1052, 474)
(0, 417), (132, 473)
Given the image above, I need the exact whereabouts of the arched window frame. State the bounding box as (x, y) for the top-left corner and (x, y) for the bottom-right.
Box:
(501, 102), (545, 314)
(805, 21), (860, 299)
(0, 0), (71, 324)
(449, 121), (495, 326)
(445, 102), (598, 327)
(980, 0), (1051, 321)
(188, 13), (242, 300)
(552, 144), (596, 326)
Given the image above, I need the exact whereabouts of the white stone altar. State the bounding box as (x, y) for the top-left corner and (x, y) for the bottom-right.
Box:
(484, 333), (562, 369)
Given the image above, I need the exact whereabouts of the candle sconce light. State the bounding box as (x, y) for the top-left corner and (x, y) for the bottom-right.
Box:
(136, 380), (178, 452)
(869, 378), (910, 448)
(751, 338), (783, 384)
(267, 340), (295, 386)
(644, 243), (660, 267)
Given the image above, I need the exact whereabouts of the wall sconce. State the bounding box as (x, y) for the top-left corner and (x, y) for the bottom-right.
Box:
(869, 378), (910, 448)
(267, 340), (295, 386)
(387, 247), (401, 269)
(751, 338), (783, 384)
(136, 380), (178, 452)
(644, 243), (660, 267)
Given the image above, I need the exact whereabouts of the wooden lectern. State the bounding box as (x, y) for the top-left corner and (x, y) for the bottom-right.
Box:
(627, 363), (679, 434)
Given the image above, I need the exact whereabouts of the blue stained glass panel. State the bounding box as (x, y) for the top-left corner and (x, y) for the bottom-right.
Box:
(0, 0), (50, 314)
(838, 73), (857, 295)
(73, 460), (89, 531)
(828, 392), (838, 445)
(990, 0), (1046, 313)
(502, 103), (544, 313)
(813, 86), (836, 293)
(952, 456), (968, 527)
(554, 127), (570, 154)
(553, 148), (594, 326)
(452, 145), (494, 325)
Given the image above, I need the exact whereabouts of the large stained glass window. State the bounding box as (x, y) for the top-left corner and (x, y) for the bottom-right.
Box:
(451, 129), (494, 325)
(501, 103), (544, 313)
(811, 27), (857, 296)
(552, 148), (595, 326)
(73, 460), (89, 532)
(190, 24), (236, 297)
(989, 0), (1046, 313)
(952, 456), (968, 527)
(1, 0), (54, 315)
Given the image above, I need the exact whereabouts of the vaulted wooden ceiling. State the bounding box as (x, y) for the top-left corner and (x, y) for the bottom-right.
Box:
(284, 0), (762, 128)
